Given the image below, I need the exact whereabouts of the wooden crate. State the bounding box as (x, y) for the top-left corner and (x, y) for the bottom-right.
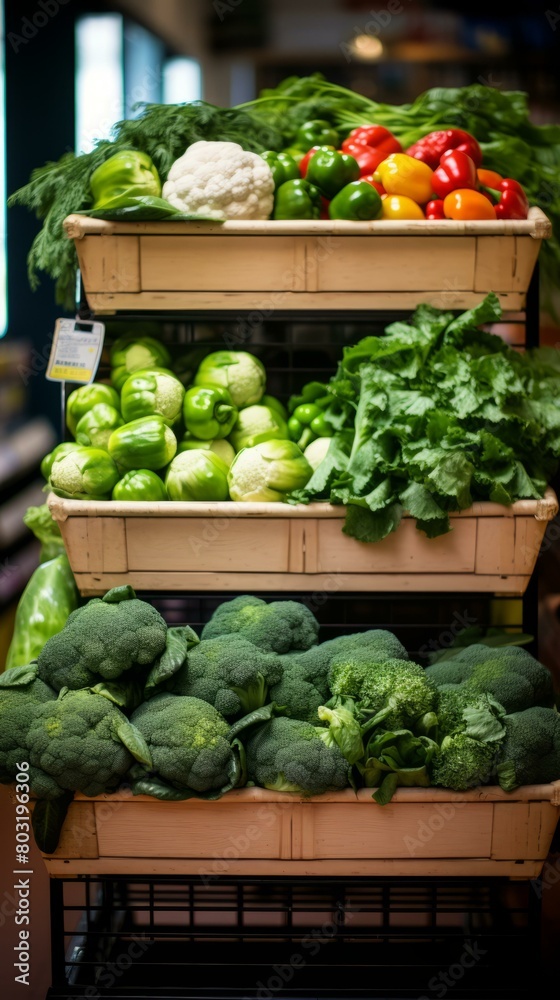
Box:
(48, 489), (558, 596)
(63, 209), (551, 314)
(40, 784), (560, 879)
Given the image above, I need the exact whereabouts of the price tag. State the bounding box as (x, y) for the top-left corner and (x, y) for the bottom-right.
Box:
(46, 318), (105, 384)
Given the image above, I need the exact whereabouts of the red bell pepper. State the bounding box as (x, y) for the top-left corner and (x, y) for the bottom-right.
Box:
(299, 145), (336, 178)
(406, 129), (482, 169)
(431, 149), (478, 199)
(341, 125), (402, 176)
(476, 170), (529, 220)
(425, 199), (445, 220)
(361, 174), (385, 196)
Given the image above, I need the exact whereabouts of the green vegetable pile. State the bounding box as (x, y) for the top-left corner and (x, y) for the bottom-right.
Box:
(288, 293), (560, 541)
(1, 591), (558, 852)
(9, 74), (560, 309)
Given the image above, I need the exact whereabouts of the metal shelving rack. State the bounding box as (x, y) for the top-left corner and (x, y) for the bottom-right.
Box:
(45, 266), (551, 999)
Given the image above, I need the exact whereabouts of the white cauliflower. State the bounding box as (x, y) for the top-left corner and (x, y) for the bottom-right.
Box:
(162, 141), (274, 220)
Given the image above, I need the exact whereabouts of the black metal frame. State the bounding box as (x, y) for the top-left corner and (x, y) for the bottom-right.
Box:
(47, 874), (543, 999)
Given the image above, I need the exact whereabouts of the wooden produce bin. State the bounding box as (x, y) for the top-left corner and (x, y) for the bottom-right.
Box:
(40, 784), (560, 879)
(48, 489), (558, 597)
(63, 209), (551, 314)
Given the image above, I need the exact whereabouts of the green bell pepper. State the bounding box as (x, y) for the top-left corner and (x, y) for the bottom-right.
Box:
(121, 368), (185, 426)
(110, 336), (172, 391)
(165, 450), (230, 502)
(261, 394), (288, 422)
(5, 556), (78, 669)
(273, 179), (322, 220)
(41, 442), (83, 481)
(66, 382), (120, 437)
(294, 120), (339, 151)
(75, 403), (124, 451)
(183, 385), (238, 440)
(329, 180), (383, 221)
(281, 147), (305, 165)
(112, 469), (168, 501)
(90, 150), (161, 210)
(261, 151), (301, 189)
(50, 446), (120, 500)
(108, 416), (177, 472)
(306, 149), (360, 200)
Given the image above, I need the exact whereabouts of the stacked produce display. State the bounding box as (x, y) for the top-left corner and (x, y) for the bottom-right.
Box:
(2, 584), (558, 854)
(41, 295), (560, 544)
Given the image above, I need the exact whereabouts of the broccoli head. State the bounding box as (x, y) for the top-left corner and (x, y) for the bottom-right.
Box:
(37, 585), (167, 689)
(426, 645), (553, 714)
(436, 687), (506, 743)
(245, 716), (349, 795)
(328, 654), (436, 730)
(200, 595), (319, 654)
(131, 693), (235, 793)
(169, 636), (283, 718)
(271, 630), (408, 724)
(431, 733), (497, 791)
(0, 664), (60, 797)
(26, 687), (152, 798)
(497, 707), (560, 791)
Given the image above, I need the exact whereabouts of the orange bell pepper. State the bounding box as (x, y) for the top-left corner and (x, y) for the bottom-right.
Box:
(376, 153), (434, 205)
(381, 195), (425, 220)
(443, 189), (497, 221)
(477, 168), (504, 188)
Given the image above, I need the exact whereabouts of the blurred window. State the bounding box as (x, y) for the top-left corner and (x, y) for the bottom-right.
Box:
(163, 58), (202, 104)
(75, 14), (124, 154)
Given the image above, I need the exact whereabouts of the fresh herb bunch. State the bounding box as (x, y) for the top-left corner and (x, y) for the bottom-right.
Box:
(289, 294), (560, 542)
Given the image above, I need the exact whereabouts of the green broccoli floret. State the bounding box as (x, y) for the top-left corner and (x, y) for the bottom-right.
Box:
(271, 630), (408, 724)
(169, 636), (283, 718)
(426, 645), (553, 714)
(37, 586), (167, 689)
(436, 687), (506, 742)
(0, 664), (60, 797)
(328, 654), (436, 730)
(431, 733), (497, 791)
(131, 693), (235, 793)
(497, 707), (560, 791)
(26, 687), (152, 798)
(200, 595), (319, 653)
(245, 716), (349, 795)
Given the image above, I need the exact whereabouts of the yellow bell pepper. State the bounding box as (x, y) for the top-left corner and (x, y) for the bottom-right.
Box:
(381, 195), (425, 220)
(376, 153), (434, 205)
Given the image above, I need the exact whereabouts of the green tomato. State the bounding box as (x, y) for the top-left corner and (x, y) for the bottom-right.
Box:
(165, 450), (230, 501)
(75, 403), (124, 451)
(229, 405), (288, 452)
(121, 368), (185, 426)
(183, 385), (237, 440)
(41, 442), (83, 481)
(50, 446), (120, 500)
(194, 351), (265, 409)
(110, 336), (171, 391)
(112, 469), (168, 501)
(228, 440), (312, 502)
(66, 382), (120, 437)
(108, 416), (177, 472)
(178, 437), (236, 468)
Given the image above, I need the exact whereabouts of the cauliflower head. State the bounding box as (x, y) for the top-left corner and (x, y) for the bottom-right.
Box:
(162, 141), (274, 220)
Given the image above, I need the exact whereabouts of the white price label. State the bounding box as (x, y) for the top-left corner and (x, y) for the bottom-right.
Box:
(46, 318), (105, 384)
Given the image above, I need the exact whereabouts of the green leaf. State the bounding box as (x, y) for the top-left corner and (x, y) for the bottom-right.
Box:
(342, 502), (402, 543)
(227, 702), (284, 742)
(144, 626), (193, 697)
(372, 772), (399, 805)
(90, 682), (128, 707)
(444, 293), (502, 340)
(497, 760), (519, 793)
(427, 453), (474, 509)
(32, 791), (74, 853)
(0, 663), (39, 688)
(116, 720), (153, 767)
(462, 704), (506, 744)
(78, 196), (225, 222)
(102, 585), (136, 604)
(399, 481), (446, 522)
